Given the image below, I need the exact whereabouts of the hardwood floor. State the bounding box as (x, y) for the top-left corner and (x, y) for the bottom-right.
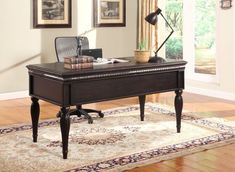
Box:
(0, 92), (235, 171)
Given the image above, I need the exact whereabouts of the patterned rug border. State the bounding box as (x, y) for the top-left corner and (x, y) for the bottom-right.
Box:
(68, 138), (235, 172)
(1, 103), (235, 172)
(105, 140), (235, 172)
(66, 133), (235, 171)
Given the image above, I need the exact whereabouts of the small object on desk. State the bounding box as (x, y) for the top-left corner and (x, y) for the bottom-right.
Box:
(64, 55), (94, 69)
(134, 50), (150, 63)
(64, 56), (94, 64)
(82, 48), (103, 59)
(64, 56), (78, 63)
(64, 62), (93, 69)
(93, 58), (129, 65)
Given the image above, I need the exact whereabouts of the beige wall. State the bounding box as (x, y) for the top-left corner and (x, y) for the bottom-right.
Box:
(95, 0), (137, 58)
(0, 0), (41, 93)
(0, 0), (138, 94)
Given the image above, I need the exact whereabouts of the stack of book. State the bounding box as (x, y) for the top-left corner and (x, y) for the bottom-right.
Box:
(64, 56), (94, 69)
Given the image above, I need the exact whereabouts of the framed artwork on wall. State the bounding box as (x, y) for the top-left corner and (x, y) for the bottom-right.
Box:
(93, 0), (126, 27)
(33, 0), (72, 28)
(220, 0), (232, 9)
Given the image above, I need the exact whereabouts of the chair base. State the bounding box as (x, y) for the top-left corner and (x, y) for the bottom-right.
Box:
(56, 107), (104, 124)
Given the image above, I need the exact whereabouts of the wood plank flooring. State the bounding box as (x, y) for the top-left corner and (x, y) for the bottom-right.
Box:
(0, 92), (235, 172)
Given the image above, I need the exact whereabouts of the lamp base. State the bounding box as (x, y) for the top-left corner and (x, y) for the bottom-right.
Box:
(148, 56), (166, 63)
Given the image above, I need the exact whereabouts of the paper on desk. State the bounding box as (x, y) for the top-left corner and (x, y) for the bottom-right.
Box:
(93, 58), (129, 65)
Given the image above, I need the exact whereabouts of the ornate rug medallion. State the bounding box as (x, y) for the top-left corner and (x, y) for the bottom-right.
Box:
(48, 127), (128, 147)
(0, 103), (234, 172)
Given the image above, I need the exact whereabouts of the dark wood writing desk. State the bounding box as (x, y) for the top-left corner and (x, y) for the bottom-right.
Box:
(27, 57), (187, 159)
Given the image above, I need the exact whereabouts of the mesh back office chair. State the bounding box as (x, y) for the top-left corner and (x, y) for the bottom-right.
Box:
(55, 36), (104, 124)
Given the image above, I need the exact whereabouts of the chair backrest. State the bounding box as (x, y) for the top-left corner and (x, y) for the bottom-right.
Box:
(55, 36), (89, 62)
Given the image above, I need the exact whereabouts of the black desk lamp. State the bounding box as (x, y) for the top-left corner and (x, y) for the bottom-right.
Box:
(145, 8), (174, 63)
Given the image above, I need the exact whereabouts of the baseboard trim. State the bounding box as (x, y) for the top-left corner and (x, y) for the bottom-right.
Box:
(186, 86), (235, 101)
(0, 90), (29, 101)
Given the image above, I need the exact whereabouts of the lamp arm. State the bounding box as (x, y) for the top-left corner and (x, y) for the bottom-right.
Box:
(77, 37), (83, 56)
(154, 12), (174, 55)
(76, 28), (95, 55)
(160, 13), (174, 32)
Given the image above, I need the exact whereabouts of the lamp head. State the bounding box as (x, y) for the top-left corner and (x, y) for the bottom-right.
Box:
(145, 8), (162, 25)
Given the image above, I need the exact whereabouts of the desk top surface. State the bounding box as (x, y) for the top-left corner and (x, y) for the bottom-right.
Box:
(27, 57), (187, 78)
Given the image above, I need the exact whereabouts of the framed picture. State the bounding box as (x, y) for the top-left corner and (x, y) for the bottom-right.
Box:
(93, 0), (126, 27)
(221, 0), (232, 9)
(33, 0), (72, 28)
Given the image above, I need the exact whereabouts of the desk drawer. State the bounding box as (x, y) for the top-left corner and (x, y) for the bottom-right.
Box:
(71, 71), (182, 105)
(30, 75), (70, 106)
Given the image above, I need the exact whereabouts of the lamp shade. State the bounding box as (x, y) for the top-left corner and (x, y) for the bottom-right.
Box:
(145, 8), (162, 25)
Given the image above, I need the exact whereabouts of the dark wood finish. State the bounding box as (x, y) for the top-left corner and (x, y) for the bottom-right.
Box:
(70, 71), (178, 105)
(33, 0), (72, 28)
(139, 95), (146, 121)
(30, 97), (40, 142)
(175, 90), (183, 133)
(27, 57), (186, 159)
(93, 0), (126, 27)
(59, 107), (70, 159)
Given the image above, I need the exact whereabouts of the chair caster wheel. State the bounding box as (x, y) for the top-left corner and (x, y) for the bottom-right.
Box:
(88, 118), (93, 124)
(99, 112), (104, 118)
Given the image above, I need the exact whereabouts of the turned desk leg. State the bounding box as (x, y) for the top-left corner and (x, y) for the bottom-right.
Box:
(30, 97), (40, 142)
(139, 95), (146, 121)
(60, 107), (70, 159)
(175, 90), (183, 133)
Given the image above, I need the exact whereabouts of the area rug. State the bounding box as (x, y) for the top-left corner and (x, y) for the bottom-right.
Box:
(0, 103), (235, 172)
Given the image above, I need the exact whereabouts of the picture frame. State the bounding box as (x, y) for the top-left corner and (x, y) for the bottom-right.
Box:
(93, 0), (126, 27)
(220, 0), (232, 9)
(33, 0), (72, 28)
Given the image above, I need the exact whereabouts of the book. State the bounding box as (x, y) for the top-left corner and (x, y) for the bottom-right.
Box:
(64, 62), (93, 69)
(64, 56), (94, 64)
